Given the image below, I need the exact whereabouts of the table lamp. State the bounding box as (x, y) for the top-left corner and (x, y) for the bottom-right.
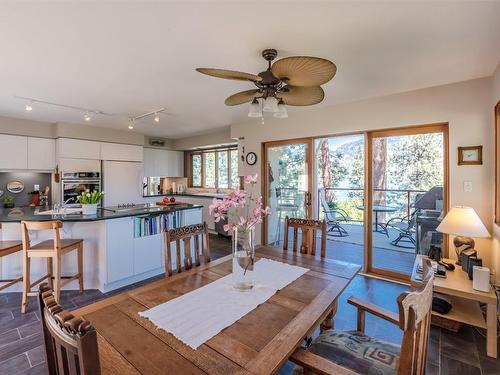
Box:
(436, 206), (490, 265)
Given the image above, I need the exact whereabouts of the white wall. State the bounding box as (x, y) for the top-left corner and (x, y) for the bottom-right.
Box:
(491, 62), (500, 280)
(232, 77), (496, 273)
(173, 126), (235, 150)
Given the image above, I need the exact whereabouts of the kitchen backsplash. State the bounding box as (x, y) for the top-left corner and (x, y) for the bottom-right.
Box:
(0, 172), (52, 207)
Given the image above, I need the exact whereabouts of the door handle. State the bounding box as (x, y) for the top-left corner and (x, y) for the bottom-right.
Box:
(305, 192), (312, 207)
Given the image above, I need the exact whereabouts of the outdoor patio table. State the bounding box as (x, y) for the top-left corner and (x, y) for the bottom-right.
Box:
(356, 204), (398, 235)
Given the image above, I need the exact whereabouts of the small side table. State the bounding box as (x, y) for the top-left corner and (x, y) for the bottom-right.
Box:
(410, 255), (498, 358)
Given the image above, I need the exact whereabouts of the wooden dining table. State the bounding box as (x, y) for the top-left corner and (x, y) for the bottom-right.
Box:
(73, 245), (360, 375)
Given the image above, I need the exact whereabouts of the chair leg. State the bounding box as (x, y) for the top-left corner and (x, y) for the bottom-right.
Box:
(77, 243), (84, 293)
(21, 254), (30, 314)
(53, 254), (61, 303)
(46, 257), (53, 289)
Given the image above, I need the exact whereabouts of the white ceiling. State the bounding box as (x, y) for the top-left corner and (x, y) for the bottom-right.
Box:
(0, 1), (499, 138)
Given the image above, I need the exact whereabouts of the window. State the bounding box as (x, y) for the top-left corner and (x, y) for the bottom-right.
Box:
(190, 147), (239, 189)
(192, 154), (202, 187)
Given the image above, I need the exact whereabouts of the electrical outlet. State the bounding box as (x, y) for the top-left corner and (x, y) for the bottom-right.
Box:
(463, 181), (473, 192)
(34, 184), (40, 191)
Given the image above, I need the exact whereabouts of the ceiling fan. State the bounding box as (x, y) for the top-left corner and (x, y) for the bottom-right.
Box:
(196, 49), (336, 119)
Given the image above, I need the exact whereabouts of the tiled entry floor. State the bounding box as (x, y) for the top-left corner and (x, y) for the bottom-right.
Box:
(1, 235), (499, 374)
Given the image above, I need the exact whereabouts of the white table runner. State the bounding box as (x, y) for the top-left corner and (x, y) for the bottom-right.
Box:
(139, 258), (309, 349)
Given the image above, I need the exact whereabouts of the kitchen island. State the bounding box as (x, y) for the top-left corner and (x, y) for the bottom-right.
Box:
(0, 203), (203, 293)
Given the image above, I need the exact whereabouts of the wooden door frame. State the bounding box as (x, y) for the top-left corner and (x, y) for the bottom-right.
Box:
(364, 122), (450, 279)
(261, 137), (314, 246)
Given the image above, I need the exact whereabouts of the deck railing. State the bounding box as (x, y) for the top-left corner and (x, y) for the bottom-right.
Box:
(317, 187), (428, 220)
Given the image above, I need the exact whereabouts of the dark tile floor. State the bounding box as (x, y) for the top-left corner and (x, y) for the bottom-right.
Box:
(1, 234), (499, 374)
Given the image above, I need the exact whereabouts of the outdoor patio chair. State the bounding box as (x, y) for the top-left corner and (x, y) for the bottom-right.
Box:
(386, 194), (424, 249)
(320, 191), (351, 237)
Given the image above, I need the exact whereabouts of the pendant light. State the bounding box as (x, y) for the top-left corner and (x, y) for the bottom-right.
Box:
(263, 97), (279, 113)
(248, 98), (262, 118)
(273, 99), (288, 118)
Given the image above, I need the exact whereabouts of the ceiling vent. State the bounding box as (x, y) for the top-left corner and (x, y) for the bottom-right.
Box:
(149, 138), (166, 147)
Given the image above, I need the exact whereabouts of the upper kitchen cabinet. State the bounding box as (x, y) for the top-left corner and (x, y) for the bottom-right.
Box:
(27, 137), (55, 170)
(143, 148), (184, 177)
(56, 138), (101, 160)
(0, 134), (28, 169)
(100, 142), (143, 162)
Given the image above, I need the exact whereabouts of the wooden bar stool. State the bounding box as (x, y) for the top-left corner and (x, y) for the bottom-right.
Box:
(21, 220), (84, 313)
(0, 239), (23, 291)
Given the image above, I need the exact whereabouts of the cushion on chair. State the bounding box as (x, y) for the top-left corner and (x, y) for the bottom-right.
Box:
(296, 330), (400, 375)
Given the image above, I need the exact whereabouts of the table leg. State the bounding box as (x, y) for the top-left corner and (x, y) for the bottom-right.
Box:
(320, 300), (338, 333)
(486, 302), (497, 358)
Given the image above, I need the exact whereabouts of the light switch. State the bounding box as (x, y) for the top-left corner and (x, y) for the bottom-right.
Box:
(463, 181), (473, 192)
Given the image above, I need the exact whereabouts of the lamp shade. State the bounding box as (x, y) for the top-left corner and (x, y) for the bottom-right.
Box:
(263, 97), (279, 112)
(436, 206), (490, 238)
(248, 99), (262, 118)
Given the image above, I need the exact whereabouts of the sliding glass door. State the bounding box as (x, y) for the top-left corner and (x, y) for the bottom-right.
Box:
(263, 139), (313, 246)
(366, 124), (448, 278)
(314, 134), (365, 267)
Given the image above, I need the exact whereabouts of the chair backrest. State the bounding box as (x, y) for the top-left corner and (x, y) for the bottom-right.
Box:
(283, 216), (327, 258)
(38, 283), (100, 375)
(396, 258), (434, 375)
(320, 190), (336, 222)
(163, 222), (211, 276)
(21, 220), (63, 251)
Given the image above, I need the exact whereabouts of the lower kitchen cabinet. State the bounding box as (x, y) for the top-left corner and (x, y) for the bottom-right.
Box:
(104, 208), (202, 291)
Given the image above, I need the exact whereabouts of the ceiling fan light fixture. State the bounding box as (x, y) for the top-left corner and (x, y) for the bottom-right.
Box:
(248, 98), (262, 118)
(263, 97), (279, 113)
(274, 100), (288, 119)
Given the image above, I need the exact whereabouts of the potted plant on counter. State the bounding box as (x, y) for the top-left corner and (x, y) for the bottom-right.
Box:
(77, 190), (104, 215)
(3, 196), (14, 208)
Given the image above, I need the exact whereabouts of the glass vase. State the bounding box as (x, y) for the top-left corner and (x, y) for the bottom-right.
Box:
(232, 227), (255, 291)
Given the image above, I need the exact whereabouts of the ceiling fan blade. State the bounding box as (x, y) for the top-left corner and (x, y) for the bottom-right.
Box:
(276, 86), (324, 106)
(225, 89), (260, 106)
(196, 68), (262, 82)
(271, 56), (336, 86)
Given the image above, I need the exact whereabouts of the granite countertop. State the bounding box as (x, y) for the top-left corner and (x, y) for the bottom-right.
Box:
(0, 203), (203, 223)
(143, 192), (226, 199)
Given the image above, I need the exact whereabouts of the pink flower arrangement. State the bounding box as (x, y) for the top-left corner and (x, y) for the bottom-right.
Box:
(209, 173), (271, 235)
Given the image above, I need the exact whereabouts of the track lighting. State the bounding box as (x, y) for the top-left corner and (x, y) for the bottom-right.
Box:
(128, 119), (134, 130)
(25, 102), (33, 111)
(84, 112), (91, 121)
(154, 113), (160, 123)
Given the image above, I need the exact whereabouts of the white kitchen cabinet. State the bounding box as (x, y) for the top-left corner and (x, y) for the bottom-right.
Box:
(178, 196), (215, 231)
(27, 137), (55, 170)
(106, 218), (134, 284)
(56, 138), (101, 160)
(143, 148), (184, 177)
(100, 142), (143, 162)
(133, 233), (163, 275)
(0, 134), (28, 169)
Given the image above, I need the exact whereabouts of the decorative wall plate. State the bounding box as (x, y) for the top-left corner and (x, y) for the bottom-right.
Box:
(6, 181), (24, 194)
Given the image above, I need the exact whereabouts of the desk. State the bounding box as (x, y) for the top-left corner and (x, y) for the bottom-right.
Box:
(73, 246), (360, 374)
(411, 255), (497, 358)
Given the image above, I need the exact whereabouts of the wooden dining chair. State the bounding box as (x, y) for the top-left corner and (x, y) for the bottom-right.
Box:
(38, 283), (100, 375)
(163, 222), (211, 276)
(0, 227), (23, 291)
(283, 216), (327, 258)
(21, 220), (84, 313)
(291, 258), (434, 375)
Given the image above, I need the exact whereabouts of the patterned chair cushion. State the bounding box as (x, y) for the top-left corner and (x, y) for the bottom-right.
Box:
(295, 330), (401, 375)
